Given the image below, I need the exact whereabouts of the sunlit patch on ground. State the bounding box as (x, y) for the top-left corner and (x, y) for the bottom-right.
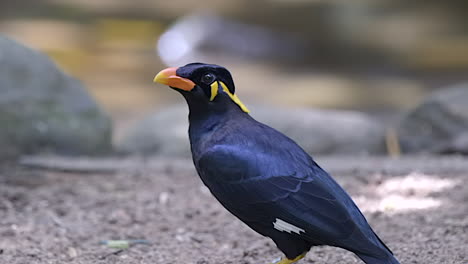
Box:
(376, 173), (457, 195)
(376, 195), (442, 212)
(355, 173), (458, 213)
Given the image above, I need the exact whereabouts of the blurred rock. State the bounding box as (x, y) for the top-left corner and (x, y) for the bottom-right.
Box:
(252, 105), (386, 155)
(0, 36), (112, 157)
(445, 133), (468, 155)
(117, 104), (385, 157)
(397, 84), (468, 154)
(117, 105), (190, 157)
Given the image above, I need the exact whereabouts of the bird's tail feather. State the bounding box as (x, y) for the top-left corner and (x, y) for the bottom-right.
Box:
(357, 252), (400, 264)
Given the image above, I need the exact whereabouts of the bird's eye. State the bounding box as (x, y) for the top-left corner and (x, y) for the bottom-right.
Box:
(201, 73), (215, 85)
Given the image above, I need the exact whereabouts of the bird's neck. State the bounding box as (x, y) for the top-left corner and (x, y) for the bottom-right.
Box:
(188, 110), (225, 134)
(186, 101), (247, 146)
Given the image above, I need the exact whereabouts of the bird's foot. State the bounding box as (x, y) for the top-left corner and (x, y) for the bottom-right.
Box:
(270, 252), (306, 264)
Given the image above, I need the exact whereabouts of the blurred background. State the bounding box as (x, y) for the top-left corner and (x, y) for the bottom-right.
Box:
(1, 0), (468, 157)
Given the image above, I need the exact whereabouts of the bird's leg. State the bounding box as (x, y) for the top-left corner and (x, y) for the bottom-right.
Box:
(270, 252), (307, 264)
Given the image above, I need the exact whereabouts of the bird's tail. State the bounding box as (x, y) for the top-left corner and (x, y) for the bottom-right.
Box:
(357, 252), (400, 264)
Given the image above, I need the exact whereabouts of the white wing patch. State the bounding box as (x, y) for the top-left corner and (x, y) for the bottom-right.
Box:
(273, 218), (305, 234)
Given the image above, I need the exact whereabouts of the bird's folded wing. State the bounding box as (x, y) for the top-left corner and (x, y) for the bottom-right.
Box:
(197, 145), (385, 255)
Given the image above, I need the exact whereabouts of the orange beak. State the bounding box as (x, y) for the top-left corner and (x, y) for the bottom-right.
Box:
(153, 67), (195, 91)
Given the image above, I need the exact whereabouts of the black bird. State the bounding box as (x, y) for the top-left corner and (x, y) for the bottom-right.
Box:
(153, 63), (400, 264)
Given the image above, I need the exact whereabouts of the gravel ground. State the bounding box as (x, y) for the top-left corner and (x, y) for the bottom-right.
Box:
(0, 155), (467, 264)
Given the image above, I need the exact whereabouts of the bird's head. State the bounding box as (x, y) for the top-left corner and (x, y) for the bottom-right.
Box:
(153, 63), (249, 113)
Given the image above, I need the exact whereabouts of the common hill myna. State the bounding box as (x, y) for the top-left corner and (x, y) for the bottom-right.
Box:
(153, 63), (400, 264)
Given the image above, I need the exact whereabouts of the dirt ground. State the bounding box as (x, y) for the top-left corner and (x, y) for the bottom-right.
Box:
(0, 155), (467, 264)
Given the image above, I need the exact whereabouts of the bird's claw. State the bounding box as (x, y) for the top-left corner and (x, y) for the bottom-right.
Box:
(269, 252), (306, 264)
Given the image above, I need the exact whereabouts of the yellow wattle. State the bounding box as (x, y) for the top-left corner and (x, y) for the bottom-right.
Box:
(219, 82), (250, 113)
(209, 82), (218, 101)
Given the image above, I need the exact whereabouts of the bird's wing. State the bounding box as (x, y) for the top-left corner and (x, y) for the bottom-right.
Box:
(196, 144), (387, 256)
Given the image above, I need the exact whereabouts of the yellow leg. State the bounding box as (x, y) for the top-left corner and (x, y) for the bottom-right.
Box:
(271, 252), (307, 264)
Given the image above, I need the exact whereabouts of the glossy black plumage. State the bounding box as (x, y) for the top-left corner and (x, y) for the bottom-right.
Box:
(165, 63), (400, 264)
